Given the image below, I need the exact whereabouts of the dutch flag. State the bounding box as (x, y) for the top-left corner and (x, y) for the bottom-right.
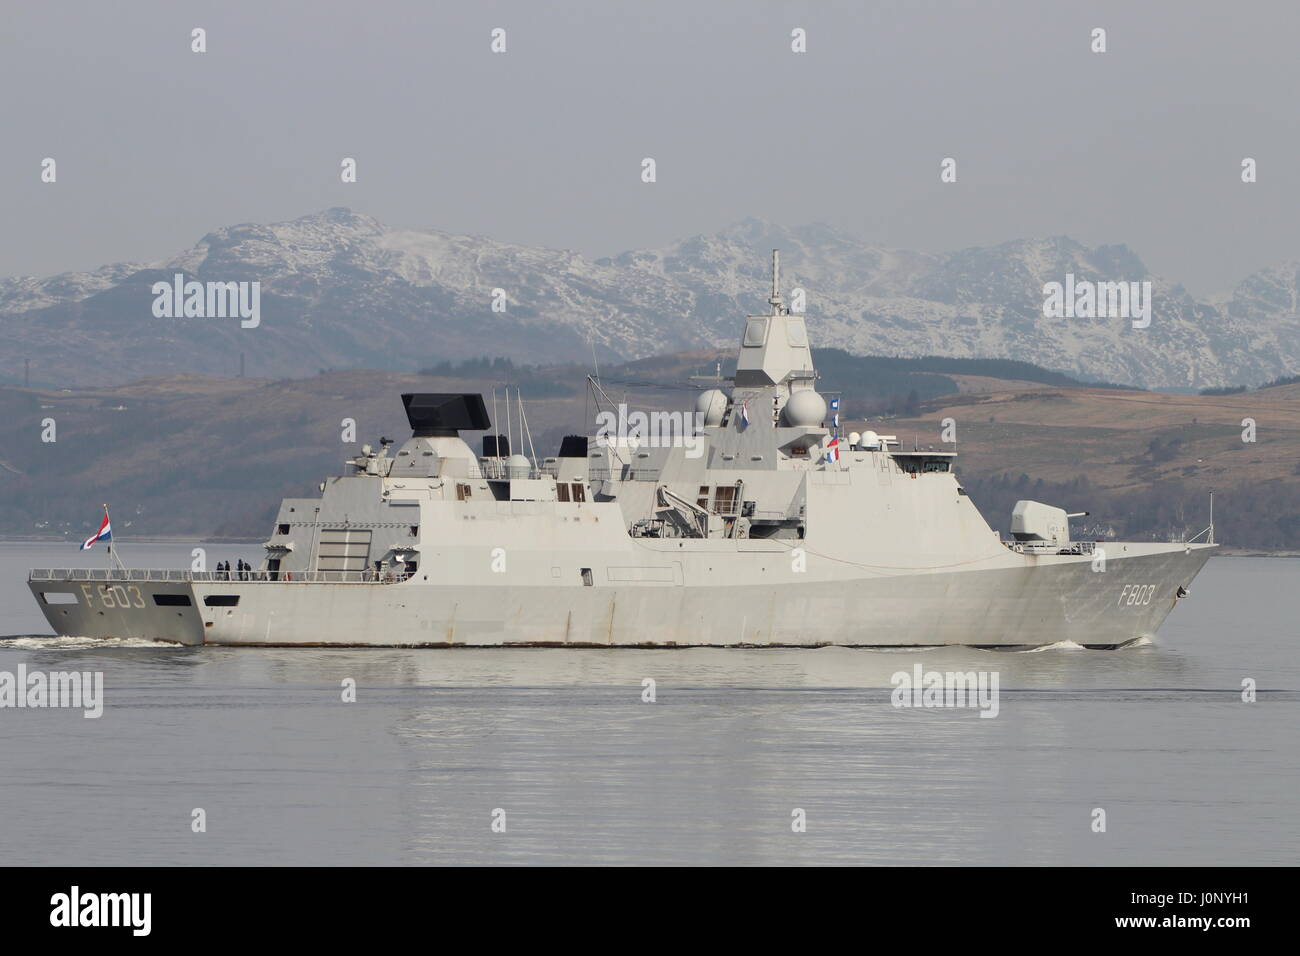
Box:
(80, 513), (112, 551)
(824, 437), (841, 464)
(740, 401), (750, 426)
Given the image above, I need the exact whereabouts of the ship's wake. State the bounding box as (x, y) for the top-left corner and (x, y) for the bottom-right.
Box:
(0, 635), (183, 650)
(847, 637), (1151, 653)
(1019, 636), (1152, 652)
(1019, 640), (1089, 652)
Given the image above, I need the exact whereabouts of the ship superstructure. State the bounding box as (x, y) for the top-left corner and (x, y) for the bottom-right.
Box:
(29, 252), (1214, 647)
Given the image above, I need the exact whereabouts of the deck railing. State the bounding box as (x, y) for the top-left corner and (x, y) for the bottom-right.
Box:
(1001, 540), (1098, 555)
(28, 568), (403, 585)
(476, 458), (547, 480)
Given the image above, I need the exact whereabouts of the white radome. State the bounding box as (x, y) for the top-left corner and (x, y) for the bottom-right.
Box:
(783, 389), (827, 427)
(506, 453), (531, 477)
(695, 389), (728, 427)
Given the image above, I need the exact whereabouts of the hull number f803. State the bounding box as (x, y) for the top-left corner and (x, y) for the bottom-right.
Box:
(1118, 583), (1156, 606)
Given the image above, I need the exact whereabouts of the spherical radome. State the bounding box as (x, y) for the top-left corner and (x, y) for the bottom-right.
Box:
(506, 453), (531, 477)
(695, 389), (728, 427)
(783, 389), (827, 427)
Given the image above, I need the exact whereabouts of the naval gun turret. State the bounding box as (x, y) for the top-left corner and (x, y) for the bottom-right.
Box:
(1010, 500), (1091, 552)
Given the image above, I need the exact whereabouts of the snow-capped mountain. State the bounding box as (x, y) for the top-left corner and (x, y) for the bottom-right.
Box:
(2, 207), (1298, 389)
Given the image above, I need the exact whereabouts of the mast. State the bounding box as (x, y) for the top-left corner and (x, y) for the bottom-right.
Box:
(587, 374), (630, 467)
(505, 387), (513, 463)
(102, 502), (125, 572)
(491, 388), (500, 466)
(768, 249), (784, 314)
(519, 392), (539, 471)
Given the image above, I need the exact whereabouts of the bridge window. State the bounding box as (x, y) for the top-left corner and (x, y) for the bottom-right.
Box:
(581, 568), (593, 586)
(571, 483), (586, 502)
(557, 483), (571, 502)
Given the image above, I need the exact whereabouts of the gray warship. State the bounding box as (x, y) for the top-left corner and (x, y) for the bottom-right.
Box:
(29, 252), (1214, 647)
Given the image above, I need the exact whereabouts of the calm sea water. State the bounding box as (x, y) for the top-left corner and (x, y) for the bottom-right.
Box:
(1, 541), (1295, 865)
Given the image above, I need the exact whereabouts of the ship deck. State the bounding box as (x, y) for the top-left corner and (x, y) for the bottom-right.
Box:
(29, 568), (399, 585)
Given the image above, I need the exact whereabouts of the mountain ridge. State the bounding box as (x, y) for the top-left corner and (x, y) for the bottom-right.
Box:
(3, 207), (1298, 389)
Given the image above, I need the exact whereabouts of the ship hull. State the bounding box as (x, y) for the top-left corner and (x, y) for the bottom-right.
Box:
(28, 544), (1214, 648)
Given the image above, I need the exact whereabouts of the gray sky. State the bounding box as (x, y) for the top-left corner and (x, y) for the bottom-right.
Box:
(2, 0), (1296, 296)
